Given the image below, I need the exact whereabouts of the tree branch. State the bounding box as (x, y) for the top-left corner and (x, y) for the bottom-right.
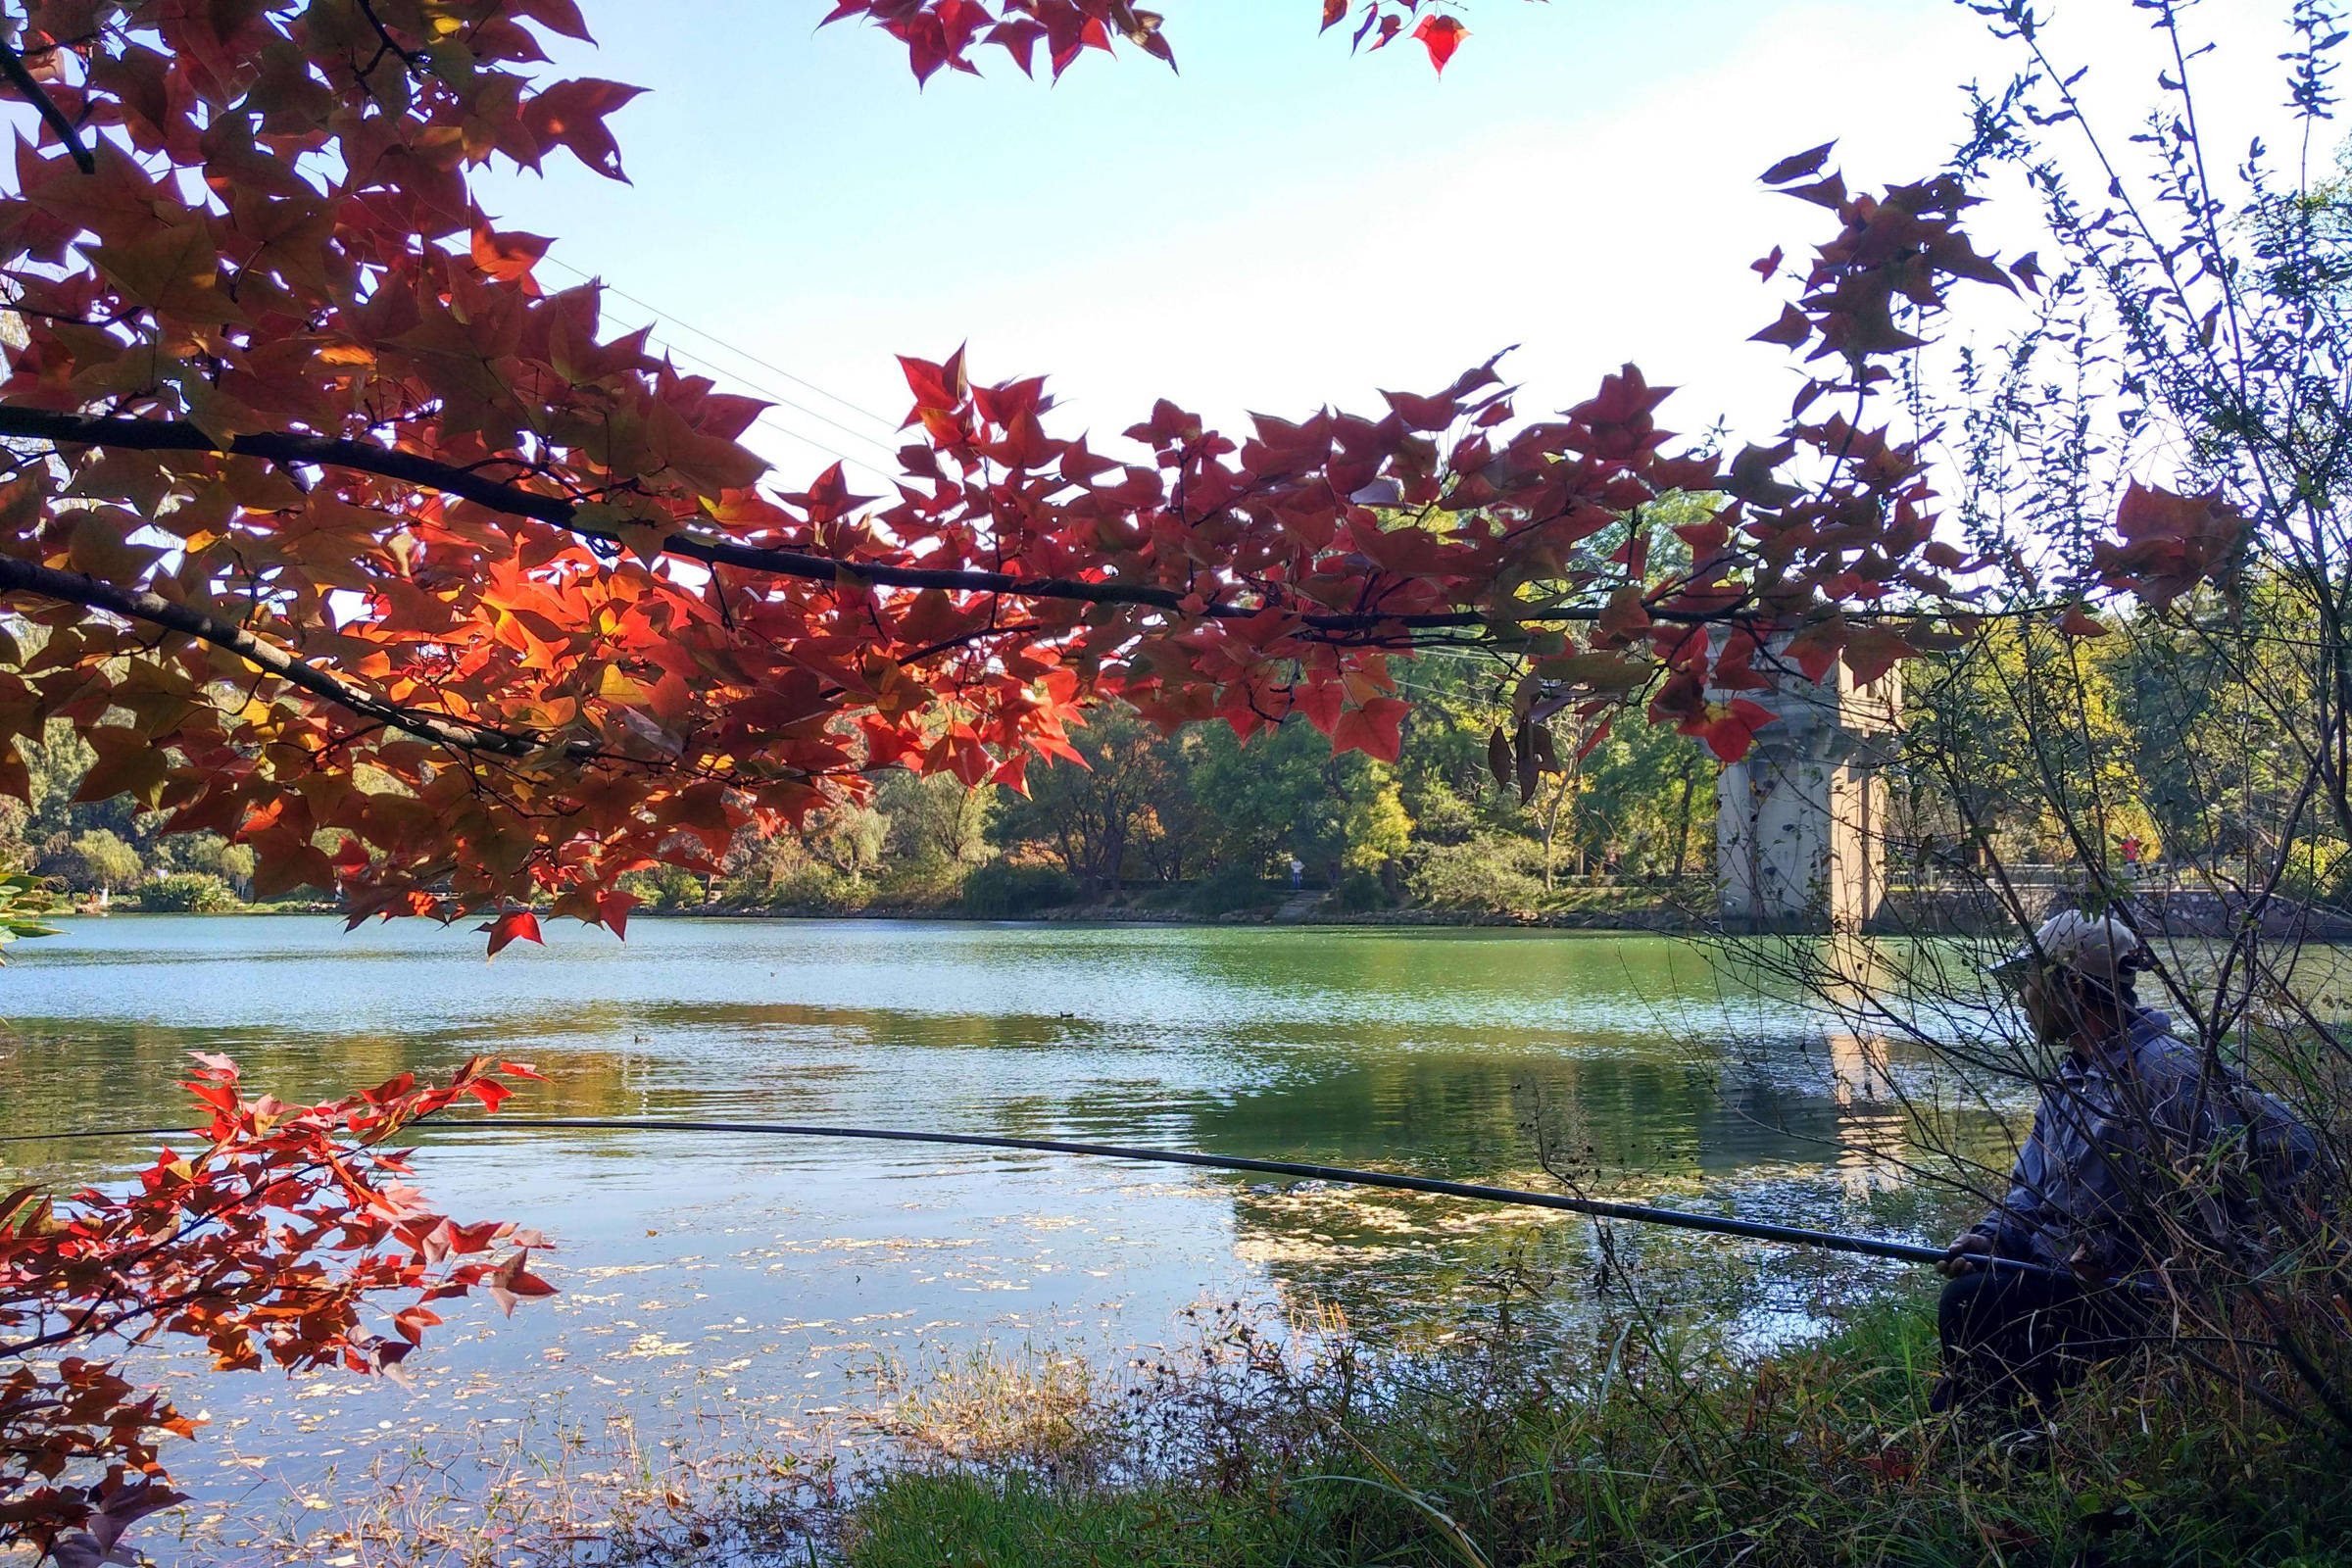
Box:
(0, 552), (579, 759)
(0, 409), (1633, 636)
(0, 29), (92, 174)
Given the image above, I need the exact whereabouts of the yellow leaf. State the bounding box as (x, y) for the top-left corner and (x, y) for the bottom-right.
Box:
(74, 737), (172, 808)
(86, 221), (246, 325)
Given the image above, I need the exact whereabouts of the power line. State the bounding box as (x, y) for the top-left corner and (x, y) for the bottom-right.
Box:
(538, 254), (904, 437)
(529, 256), (906, 487)
(737, 406), (897, 487)
(649, 329), (906, 464)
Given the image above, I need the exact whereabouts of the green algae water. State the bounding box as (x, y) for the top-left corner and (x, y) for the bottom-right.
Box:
(0, 916), (2010, 1558)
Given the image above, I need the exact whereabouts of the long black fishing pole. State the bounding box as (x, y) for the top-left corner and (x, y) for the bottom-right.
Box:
(0, 1115), (2077, 1282)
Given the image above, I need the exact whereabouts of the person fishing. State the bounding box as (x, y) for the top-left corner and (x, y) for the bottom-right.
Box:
(1935, 910), (2318, 1412)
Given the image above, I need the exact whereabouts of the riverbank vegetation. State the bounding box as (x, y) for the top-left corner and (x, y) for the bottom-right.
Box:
(273, 1286), (2350, 1568)
(7, 593), (2318, 927)
(842, 1293), (2349, 1568)
(0, 661), (1725, 921)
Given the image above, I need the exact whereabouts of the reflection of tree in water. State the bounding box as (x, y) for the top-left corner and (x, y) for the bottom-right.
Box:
(1178, 1034), (2011, 1344)
(0, 1013), (665, 1185)
(1, 925), (2032, 1354)
(1181, 1037), (1982, 1183)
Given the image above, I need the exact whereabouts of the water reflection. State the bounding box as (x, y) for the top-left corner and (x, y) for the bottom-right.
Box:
(0, 916), (2021, 1553)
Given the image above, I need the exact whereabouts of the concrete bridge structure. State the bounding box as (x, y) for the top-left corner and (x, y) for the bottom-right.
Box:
(1715, 656), (1901, 934)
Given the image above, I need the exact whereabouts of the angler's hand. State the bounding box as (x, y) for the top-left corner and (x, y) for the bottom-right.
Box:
(1938, 1234), (1993, 1277)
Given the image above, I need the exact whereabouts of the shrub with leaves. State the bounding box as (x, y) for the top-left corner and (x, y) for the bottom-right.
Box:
(963, 862), (1080, 918)
(1409, 833), (1545, 912)
(133, 871), (237, 913)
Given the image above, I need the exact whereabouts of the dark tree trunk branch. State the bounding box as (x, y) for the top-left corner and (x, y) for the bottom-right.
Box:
(0, 30), (93, 174)
(0, 409), (1653, 638)
(0, 552), (573, 759)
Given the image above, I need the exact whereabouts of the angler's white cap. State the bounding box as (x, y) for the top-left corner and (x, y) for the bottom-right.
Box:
(1988, 910), (2150, 987)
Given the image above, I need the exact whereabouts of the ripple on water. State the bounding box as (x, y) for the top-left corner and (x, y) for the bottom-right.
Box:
(0, 915), (2015, 1546)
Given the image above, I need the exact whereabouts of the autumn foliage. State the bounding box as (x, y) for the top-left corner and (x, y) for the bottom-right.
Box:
(0, 1), (2274, 1556)
(1, 1054), (548, 1558)
(819, 0), (1479, 79)
(0, 1), (2089, 954)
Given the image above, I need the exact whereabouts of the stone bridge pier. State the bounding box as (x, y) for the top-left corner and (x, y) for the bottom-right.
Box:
(1715, 654), (1901, 934)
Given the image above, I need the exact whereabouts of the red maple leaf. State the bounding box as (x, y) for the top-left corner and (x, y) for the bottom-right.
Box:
(1413, 14), (1467, 73)
(2093, 481), (2246, 608)
(479, 910), (545, 958)
(1332, 696), (1409, 761)
(1696, 699), (1777, 762)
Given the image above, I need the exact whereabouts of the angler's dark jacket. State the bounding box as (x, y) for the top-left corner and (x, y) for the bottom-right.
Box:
(1970, 1009), (2318, 1276)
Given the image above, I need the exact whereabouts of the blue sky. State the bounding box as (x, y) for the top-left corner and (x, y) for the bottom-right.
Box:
(470, 1), (1996, 483)
(461, 3), (2323, 488)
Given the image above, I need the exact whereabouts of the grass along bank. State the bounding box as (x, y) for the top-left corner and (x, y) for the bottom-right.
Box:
(841, 1289), (2350, 1568)
(186, 1277), (2349, 1567)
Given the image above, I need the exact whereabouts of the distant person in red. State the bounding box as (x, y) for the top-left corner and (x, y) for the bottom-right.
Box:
(1934, 911), (2315, 1411)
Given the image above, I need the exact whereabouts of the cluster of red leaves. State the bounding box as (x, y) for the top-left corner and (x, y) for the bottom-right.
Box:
(1746, 145), (2037, 363)
(1320, 1), (1472, 73)
(820, 0), (1172, 81)
(1610, 147), (2025, 760)
(0, 2), (789, 932)
(2091, 479), (2248, 609)
(821, 0), (1481, 81)
(1747, 149), (2245, 630)
(0, 1054), (548, 1557)
(0, 4), (2036, 946)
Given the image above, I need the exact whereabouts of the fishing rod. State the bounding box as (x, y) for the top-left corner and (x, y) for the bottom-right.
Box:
(0, 1114), (2078, 1283)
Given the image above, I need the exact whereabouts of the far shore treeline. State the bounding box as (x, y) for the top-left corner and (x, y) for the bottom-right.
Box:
(6, 599), (2303, 925)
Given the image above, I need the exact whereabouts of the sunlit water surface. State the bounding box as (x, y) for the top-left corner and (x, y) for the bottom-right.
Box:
(1, 916), (2015, 1560)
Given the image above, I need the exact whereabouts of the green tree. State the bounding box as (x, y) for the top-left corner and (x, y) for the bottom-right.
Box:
(875, 772), (996, 866)
(1567, 714), (1712, 881)
(0, 799), (29, 875)
(810, 803), (892, 888)
(993, 708), (1194, 890)
(68, 829), (139, 896)
(1189, 720), (1414, 887)
(1897, 617), (2157, 874)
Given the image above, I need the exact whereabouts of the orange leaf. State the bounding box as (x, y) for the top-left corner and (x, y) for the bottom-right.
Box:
(469, 225), (552, 289)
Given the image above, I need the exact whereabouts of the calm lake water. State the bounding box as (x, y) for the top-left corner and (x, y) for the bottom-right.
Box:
(0, 915), (2011, 1560)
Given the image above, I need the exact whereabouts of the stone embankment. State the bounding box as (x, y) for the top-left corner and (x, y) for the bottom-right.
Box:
(1880, 884), (2352, 939)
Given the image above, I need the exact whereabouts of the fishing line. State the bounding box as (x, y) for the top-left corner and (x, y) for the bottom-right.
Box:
(0, 1115), (2078, 1283)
